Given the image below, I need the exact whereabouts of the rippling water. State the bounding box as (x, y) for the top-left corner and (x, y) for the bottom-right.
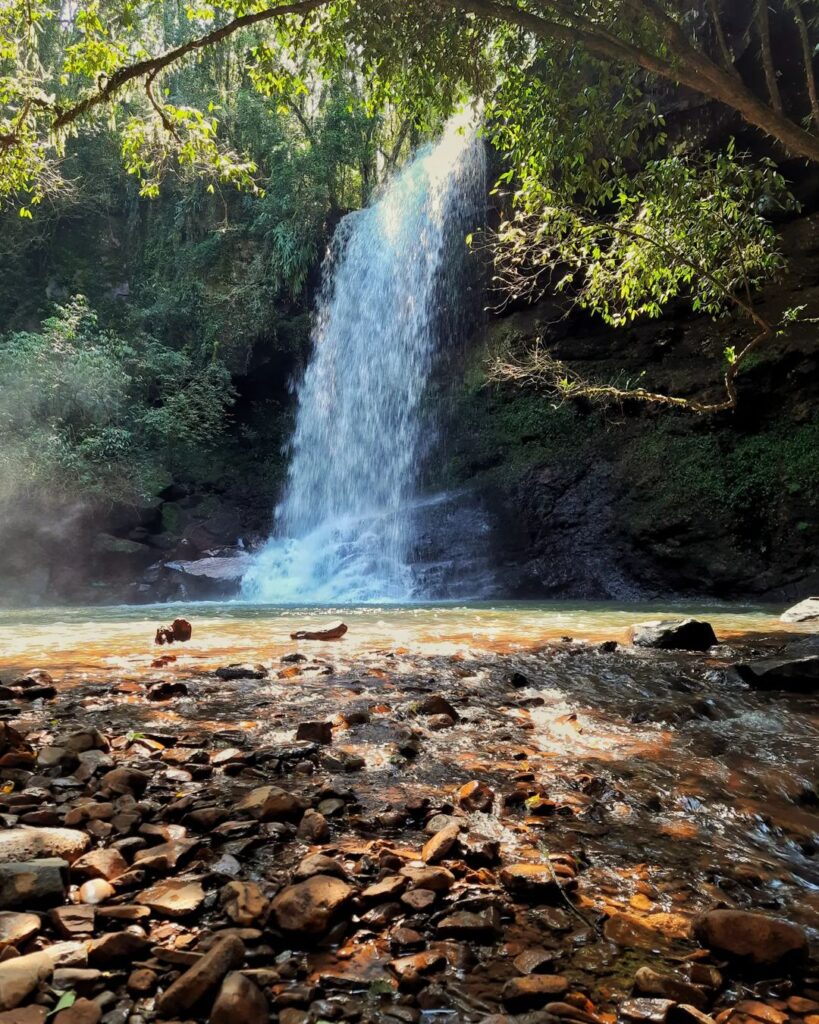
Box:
(0, 599), (808, 677)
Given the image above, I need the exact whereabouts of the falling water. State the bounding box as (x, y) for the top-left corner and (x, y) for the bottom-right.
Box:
(242, 112), (487, 603)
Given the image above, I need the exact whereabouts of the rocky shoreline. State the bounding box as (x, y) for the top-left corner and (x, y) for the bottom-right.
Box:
(0, 619), (818, 1024)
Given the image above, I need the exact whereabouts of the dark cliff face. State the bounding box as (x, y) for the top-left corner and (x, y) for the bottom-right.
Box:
(438, 214), (819, 604)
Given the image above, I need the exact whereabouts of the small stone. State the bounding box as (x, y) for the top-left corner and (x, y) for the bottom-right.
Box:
(401, 888), (437, 911)
(0, 1008), (47, 1024)
(127, 968), (157, 996)
(417, 695), (458, 720)
(235, 786), (306, 822)
(71, 849), (127, 882)
(635, 967), (707, 1009)
(100, 768), (149, 797)
(156, 935), (245, 1016)
(502, 976), (569, 1011)
(50, 906), (95, 939)
(295, 721), (333, 745)
(421, 823), (461, 864)
(362, 876), (406, 904)
(426, 714), (455, 730)
(513, 948), (560, 974)
(297, 809), (330, 843)
(270, 876), (354, 937)
(78, 878), (115, 905)
(88, 931), (150, 964)
(210, 971), (268, 1024)
(221, 881), (268, 926)
(53, 998), (101, 1024)
(620, 999), (674, 1023)
(400, 865), (454, 891)
(137, 879), (205, 917)
(389, 951), (447, 989)
(214, 664), (267, 680)
(500, 862), (570, 901)
(0, 912), (40, 949)
(293, 853), (346, 881)
(456, 781), (494, 813)
(436, 907), (501, 942)
(147, 681), (189, 701)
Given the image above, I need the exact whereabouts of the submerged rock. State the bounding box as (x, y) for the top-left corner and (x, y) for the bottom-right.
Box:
(630, 619), (717, 651)
(694, 909), (808, 969)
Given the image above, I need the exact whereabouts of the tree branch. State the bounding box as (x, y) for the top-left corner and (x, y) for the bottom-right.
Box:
(706, 0), (737, 72)
(51, 0), (332, 134)
(756, 0), (784, 114)
(785, 0), (819, 127)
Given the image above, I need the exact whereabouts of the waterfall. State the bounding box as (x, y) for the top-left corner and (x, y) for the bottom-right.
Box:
(242, 112), (487, 603)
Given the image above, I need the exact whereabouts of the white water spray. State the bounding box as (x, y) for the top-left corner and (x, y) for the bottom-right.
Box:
(242, 112), (486, 603)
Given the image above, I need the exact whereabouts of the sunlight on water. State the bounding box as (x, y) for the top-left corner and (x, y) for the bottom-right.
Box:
(0, 600), (808, 680)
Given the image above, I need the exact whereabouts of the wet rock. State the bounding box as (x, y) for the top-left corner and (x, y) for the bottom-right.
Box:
(296, 806), (331, 839)
(781, 597), (819, 623)
(426, 714), (455, 730)
(362, 875), (406, 904)
(620, 999), (675, 1023)
(0, 912), (40, 949)
(461, 833), (501, 866)
(221, 881), (268, 925)
(147, 680), (189, 701)
(400, 865), (454, 891)
(634, 967), (708, 1009)
(270, 875), (354, 937)
(499, 863), (573, 901)
(417, 694), (459, 720)
(436, 906), (501, 941)
(668, 1008), (716, 1024)
(295, 721), (333, 745)
(289, 622), (347, 641)
(71, 848), (127, 881)
(293, 853), (347, 881)
(456, 780), (495, 813)
(321, 750), (365, 772)
(132, 837), (198, 872)
(421, 823), (462, 864)
(236, 785), (306, 821)
(214, 664), (267, 681)
(0, 827), (88, 864)
(53, 998), (101, 1024)
(50, 906), (95, 939)
(210, 971), (269, 1024)
(155, 618), (193, 645)
(693, 909), (808, 969)
(13, 670), (54, 689)
(62, 729), (109, 754)
(604, 911), (690, 949)
(630, 619), (717, 651)
(156, 934), (245, 1016)
(100, 768), (149, 796)
(513, 948), (560, 974)
(424, 813), (464, 835)
(401, 888), (437, 911)
(389, 951), (447, 989)
(137, 878), (205, 917)
(735, 649), (819, 691)
(88, 931), (150, 963)
(0, 860), (67, 907)
(502, 976), (569, 1011)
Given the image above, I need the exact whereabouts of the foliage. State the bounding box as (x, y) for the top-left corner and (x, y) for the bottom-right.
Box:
(0, 296), (235, 501)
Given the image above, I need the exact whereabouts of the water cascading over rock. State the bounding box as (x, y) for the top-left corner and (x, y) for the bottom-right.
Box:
(242, 113), (488, 602)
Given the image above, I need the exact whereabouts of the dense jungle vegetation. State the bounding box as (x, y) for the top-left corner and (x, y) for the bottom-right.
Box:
(0, 1), (817, 602)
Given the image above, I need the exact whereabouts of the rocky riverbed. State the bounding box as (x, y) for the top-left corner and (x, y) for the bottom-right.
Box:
(1, 618), (818, 1024)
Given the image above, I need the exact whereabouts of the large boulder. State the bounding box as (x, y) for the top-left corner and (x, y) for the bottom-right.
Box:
(630, 619), (717, 651)
(270, 875), (354, 937)
(694, 909), (808, 970)
(0, 828), (88, 865)
(781, 597), (819, 623)
(735, 638), (819, 691)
